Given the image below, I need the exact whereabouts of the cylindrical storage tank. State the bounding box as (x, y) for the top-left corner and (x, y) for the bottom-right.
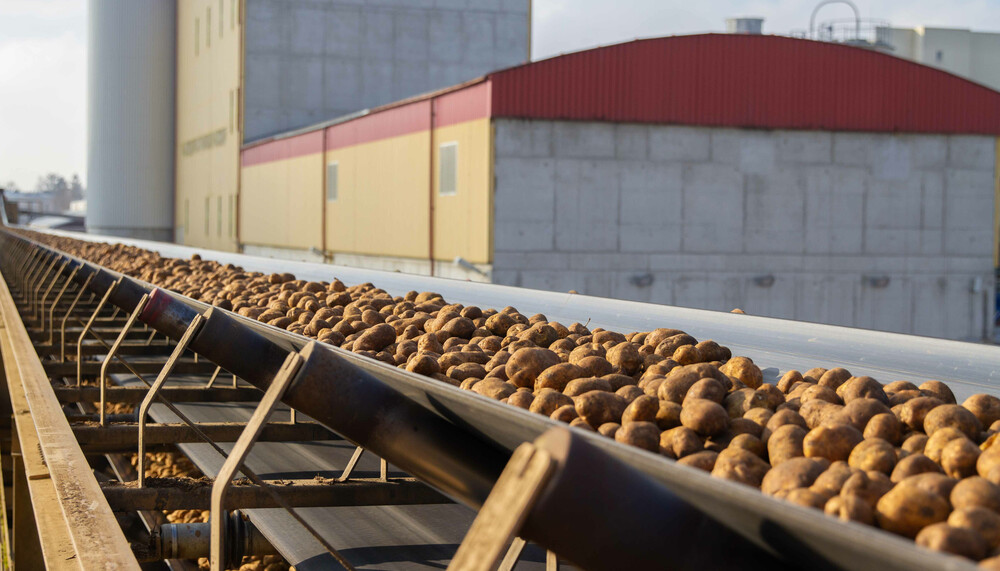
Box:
(86, 0), (176, 241)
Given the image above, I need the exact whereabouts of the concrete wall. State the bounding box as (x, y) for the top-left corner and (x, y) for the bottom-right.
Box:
(492, 119), (998, 341)
(243, 0), (530, 141)
(175, 0), (241, 251)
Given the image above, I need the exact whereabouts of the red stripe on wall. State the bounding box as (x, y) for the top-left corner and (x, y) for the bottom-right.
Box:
(325, 100), (431, 151)
(241, 130), (324, 167)
(242, 82), (493, 166)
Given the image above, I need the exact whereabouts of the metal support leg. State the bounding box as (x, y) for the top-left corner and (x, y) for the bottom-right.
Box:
(137, 314), (205, 486)
(338, 447), (366, 482)
(205, 365), (223, 388)
(98, 294), (149, 426)
(28, 258), (59, 316)
(46, 266), (79, 345)
(210, 352), (304, 571)
(76, 278), (119, 385)
(33, 260), (68, 322)
(17, 251), (43, 295)
(447, 442), (556, 571)
(60, 273), (94, 362)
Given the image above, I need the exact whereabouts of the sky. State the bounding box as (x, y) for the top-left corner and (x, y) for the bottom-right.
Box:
(0, 0), (996, 191)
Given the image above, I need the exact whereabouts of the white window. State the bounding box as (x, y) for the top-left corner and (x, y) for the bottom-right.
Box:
(326, 163), (338, 201)
(438, 142), (457, 196)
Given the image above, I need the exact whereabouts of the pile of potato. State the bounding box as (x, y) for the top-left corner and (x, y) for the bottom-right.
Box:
(23, 230), (1000, 566)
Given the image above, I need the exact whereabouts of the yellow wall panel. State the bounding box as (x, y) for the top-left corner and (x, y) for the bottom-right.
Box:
(175, 0), (241, 251)
(325, 131), (431, 259)
(431, 118), (492, 264)
(241, 152), (324, 250)
(323, 118), (492, 264)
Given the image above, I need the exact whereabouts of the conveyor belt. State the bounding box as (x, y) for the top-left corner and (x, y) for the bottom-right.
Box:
(121, 375), (550, 570)
(8, 227), (999, 570)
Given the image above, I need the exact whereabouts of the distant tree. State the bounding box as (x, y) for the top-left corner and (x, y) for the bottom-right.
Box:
(1, 180), (19, 192)
(70, 174), (84, 200)
(36, 173), (69, 195)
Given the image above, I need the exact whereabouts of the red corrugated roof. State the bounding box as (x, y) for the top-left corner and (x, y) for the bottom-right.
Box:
(488, 34), (1000, 135)
(241, 34), (1000, 163)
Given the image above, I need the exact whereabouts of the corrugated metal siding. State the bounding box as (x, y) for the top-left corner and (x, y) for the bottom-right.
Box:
(488, 34), (1000, 134)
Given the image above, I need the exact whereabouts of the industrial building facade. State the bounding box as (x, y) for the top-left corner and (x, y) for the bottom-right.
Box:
(221, 34), (1000, 341)
(174, 0), (530, 253)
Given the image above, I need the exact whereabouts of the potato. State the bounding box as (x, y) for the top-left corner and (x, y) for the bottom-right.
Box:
(470, 379), (517, 400)
(680, 398), (729, 436)
(621, 395), (658, 424)
(406, 353), (441, 376)
(761, 456), (829, 496)
(897, 396), (946, 432)
(756, 384), (785, 410)
(965, 394), (1000, 429)
(817, 367), (852, 390)
(654, 334), (696, 358)
(710, 447), (770, 488)
(683, 378), (727, 404)
(529, 388), (573, 417)
(768, 424), (808, 466)
(534, 363), (586, 392)
(915, 523), (987, 560)
(728, 433), (766, 458)
(606, 342), (643, 375)
(569, 343), (606, 364)
(811, 461), (861, 497)
(657, 375), (699, 404)
(841, 471), (893, 506)
(799, 400), (843, 430)
(876, 482), (951, 538)
(765, 409), (808, 433)
(655, 400), (682, 430)
(902, 433), (929, 455)
(777, 370), (804, 393)
(920, 380), (957, 404)
(949, 507), (1000, 549)
(835, 398), (891, 432)
(574, 390), (628, 428)
(550, 404), (578, 423)
(575, 356), (614, 377)
(904, 473), (959, 501)
(505, 347), (561, 387)
(979, 446), (1000, 484)
(564, 377), (614, 397)
(863, 413), (904, 445)
(615, 421), (660, 452)
(889, 452), (943, 483)
(824, 494), (875, 525)
(724, 389), (769, 419)
(803, 424), (863, 463)
(719, 357), (763, 389)
(663, 426), (703, 458)
(848, 438), (896, 474)
(602, 373), (636, 391)
(598, 422), (621, 438)
(507, 390), (534, 410)
(616, 385), (645, 404)
(952, 477), (1000, 513)
(942, 437), (982, 479)
(677, 450), (718, 472)
(924, 404), (982, 440)
(569, 417), (596, 431)
(744, 406), (775, 427)
(836, 376), (889, 405)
